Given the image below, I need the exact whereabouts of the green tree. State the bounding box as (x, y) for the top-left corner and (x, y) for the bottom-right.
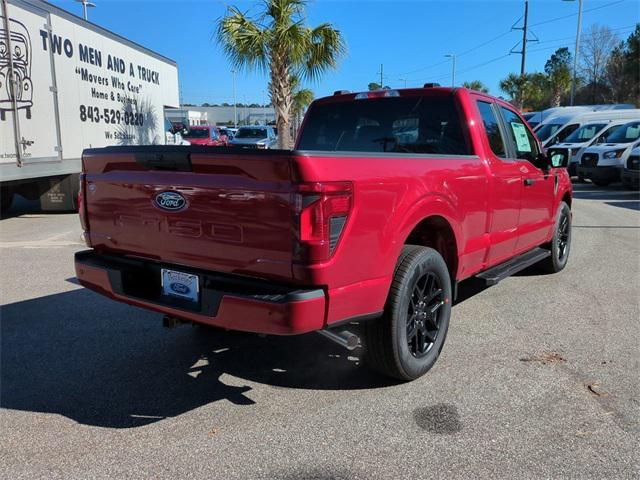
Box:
(545, 48), (572, 107)
(622, 24), (639, 105)
(525, 72), (550, 111)
(499, 73), (529, 109)
(462, 80), (489, 93)
(368, 82), (381, 91)
(499, 73), (550, 110)
(217, 0), (346, 149)
(291, 76), (314, 118)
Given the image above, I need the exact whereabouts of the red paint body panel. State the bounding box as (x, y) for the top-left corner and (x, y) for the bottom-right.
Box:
(75, 262), (325, 334)
(76, 88), (572, 334)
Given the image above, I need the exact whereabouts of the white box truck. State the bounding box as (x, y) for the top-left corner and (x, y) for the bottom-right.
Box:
(0, 0), (180, 212)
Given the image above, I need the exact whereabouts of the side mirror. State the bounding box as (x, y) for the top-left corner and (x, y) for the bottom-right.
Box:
(546, 148), (569, 168)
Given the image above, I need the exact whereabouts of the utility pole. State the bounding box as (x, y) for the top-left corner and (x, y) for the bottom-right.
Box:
(231, 69), (237, 127)
(75, 0), (96, 21)
(510, 0), (537, 107)
(379, 64), (384, 88)
(445, 54), (456, 87)
(520, 0), (529, 76)
(565, 0), (583, 105)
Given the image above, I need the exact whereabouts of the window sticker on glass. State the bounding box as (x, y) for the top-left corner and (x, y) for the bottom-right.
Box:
(510, 122), (532, 152)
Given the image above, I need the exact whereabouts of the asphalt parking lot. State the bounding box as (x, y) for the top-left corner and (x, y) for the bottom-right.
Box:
(1, 184), (638, 479)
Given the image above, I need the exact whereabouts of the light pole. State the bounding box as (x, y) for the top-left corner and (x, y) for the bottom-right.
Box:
(445, 54), (456, 87)
(564, 0), (583, 105)
(399, 78), (408, 88)
(75, 0), (96, 20)
(231, 69), (237, 128)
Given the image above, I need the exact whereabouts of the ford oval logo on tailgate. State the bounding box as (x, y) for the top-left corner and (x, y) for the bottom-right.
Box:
(170, 282), (190, 295)
(155, 191), (186, 211)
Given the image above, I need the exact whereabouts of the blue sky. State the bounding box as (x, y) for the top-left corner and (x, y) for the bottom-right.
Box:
(49, 0), (639, 104)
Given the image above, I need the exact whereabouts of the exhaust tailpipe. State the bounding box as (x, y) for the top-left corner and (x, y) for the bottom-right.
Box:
(318, 329), (360, 350)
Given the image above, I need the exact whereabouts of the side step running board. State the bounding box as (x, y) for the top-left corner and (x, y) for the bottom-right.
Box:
(476, 247), (550, 286)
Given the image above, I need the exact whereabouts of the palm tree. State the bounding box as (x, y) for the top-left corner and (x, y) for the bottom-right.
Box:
(499, 73), (529, 109)
(290, 75), (314, 136)
(217, 0), (346, 149)
(462, 80), (489, 93)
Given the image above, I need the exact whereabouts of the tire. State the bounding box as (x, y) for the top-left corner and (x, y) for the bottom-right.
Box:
(363, 246), (452, 381)
(592, 179), (611, 187)
(539, 201), (571, 273)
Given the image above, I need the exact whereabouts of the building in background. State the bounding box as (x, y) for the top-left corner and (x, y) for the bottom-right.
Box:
(166, 106), (276, 126)
(164, 109), (208, 127)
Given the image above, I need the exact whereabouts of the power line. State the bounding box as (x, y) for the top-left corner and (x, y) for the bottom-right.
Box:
(533, 24), (635, 47)
(395, 0), (628, 82)
(528, 0), (625, 27)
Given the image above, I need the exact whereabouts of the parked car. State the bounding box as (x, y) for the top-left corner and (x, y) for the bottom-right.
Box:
(552, 120), (634, 176)
(577, 121), (640, 186)
(219, 128), (235, 141)
(535, 110), (640, 148)
(522, 111), (540, 129)
(621, 145), (640, 189)
(75, 86), (572, 381)
(164, 119), (190, 146)
(229, 126), (277, 149)
(182, 126), (229, 146)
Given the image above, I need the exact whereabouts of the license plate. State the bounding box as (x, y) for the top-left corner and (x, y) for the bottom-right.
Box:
(161, 268), (199, 302)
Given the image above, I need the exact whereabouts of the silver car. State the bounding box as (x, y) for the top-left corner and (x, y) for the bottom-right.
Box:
(229, 126), (277, 149)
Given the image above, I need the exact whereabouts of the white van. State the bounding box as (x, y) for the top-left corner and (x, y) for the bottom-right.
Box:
(621, 145), (639, 189)
(577, 121), (640, 186)
(526, 104), (635, 130)
(536, 110), (640, 148)
(553, 120), (636, 175)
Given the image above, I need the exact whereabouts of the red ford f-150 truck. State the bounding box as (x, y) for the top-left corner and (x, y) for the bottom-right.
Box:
(75, 87), (573, 381)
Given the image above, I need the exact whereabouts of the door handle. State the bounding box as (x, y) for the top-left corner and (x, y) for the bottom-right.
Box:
(524, 178), (535, 186)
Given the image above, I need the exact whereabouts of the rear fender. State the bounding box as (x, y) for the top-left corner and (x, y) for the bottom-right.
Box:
(388, 194), (463, 278)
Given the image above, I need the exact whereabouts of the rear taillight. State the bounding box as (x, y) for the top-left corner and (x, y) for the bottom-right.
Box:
(78, 173), (90, 246)
(294, 182), (353, 263)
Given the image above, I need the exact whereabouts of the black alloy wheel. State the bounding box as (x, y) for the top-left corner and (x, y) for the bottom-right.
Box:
(406, 272), (445, 358)
(539, 201), (571, 273)
(557, 212), (570, 263)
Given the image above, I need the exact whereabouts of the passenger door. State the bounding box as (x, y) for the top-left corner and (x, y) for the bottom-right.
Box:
(498, 106), (555, 253)
(474, 98), (523, 267)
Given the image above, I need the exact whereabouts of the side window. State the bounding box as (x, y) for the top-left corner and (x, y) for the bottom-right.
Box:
(476, 101), (506, 158)
(500, 106), (540, 162)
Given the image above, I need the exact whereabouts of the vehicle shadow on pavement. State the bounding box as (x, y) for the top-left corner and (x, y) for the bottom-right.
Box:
(1, 289), (395, 429)
(571, 184), (639, 201)
(605, 201), (640, 211)
(1, 195), (43, 219)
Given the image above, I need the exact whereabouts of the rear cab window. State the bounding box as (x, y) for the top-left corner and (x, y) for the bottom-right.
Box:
(476, 100), (506, 158)
(297, 93), (471, 155)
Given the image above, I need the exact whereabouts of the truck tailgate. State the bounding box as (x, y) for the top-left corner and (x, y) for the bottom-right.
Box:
(82, 147), (296, 281)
